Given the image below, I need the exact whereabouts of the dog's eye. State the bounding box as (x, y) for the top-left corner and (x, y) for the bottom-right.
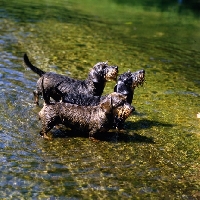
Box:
(132, 77), (138, 82)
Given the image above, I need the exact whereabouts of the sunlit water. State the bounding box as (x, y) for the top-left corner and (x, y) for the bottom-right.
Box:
(0, 0), (200, 199)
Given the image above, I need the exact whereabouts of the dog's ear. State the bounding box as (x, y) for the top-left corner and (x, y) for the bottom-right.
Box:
(89, 62), (108, 82)
(110, 92), (127, 108)
(89, 69), (102, 82)
(100, 96), (112, 112)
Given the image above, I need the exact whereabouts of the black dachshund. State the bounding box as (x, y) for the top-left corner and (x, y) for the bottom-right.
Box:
(114, 69), (145, 104)
(62, 69), (145, 105)
(24, 54), (118, 105)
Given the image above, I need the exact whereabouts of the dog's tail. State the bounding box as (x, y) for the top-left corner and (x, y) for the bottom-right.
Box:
(23, 53), (45, 77)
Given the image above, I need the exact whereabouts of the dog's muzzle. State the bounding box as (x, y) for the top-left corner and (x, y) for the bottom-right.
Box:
(105, 66), (118, 81)
(132, 69), (145, 87)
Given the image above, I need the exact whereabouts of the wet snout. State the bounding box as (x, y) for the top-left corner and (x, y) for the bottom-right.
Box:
(132, 69), (145, 87)
(105, 65), (118, 81)
(114, 102), (134, 121)
(124, 102), (135, 115)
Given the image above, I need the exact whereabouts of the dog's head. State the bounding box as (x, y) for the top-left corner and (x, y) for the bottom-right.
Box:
(114, 69), (145, 95)
(112, 102), (135, 129)
(89, 62), (118, 83)
(99, 92), (134, 129)
(104, 65), (118, 82)
(114, 71), (132, 95)
(99, 92), (127, 113)
(113, 102), (135, 120)
(131, 69), (145, 88)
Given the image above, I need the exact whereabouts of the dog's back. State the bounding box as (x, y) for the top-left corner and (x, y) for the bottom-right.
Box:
(39, 99), (112, 139)
(40, 72), (97, 103)
(39, 92), (128, 139)
(62, 93), (102, 106)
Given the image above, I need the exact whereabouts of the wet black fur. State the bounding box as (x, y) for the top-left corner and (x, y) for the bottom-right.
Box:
(114, 69), (145, 104)
(24, 53), (118, 105)
(62, 69), (145, 106)
(61, 70), (144, 129)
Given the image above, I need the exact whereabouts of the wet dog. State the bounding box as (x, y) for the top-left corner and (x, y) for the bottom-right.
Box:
(61, 69), (145, 129)
(39, 92), (134, 140)
(23, 54), (118, 105)
(62, 69), (145, 106)
(114, 69), (145, 104)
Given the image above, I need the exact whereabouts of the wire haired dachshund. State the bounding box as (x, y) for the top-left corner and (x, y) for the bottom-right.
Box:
(23, 54), (118, 105)
(39, 92), (134, 140)
(61, 69), (145, 129)
(114, 69), (145, 104)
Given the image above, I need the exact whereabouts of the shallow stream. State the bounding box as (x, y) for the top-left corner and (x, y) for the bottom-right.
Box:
(0, 0), (200, 199)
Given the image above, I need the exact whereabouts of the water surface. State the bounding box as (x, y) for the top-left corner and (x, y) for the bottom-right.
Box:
(0, 0), (200, 199)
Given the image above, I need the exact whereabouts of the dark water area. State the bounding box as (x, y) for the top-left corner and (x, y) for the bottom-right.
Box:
(114, 0), (200, 16)
(0, 0), (200, 199)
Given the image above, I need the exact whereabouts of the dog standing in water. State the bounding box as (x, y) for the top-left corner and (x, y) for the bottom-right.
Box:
(39, 92), (134, 140)
(24, 53), (118, 105)
(62, 69), (145, 106)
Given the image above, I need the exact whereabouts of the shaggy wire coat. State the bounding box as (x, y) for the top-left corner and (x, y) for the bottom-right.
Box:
(114, 69), (145, 104)
(61, 69), (145, 129)
(24, 54), (118, 105)
(39, 92), (134, 139)
(62, 69), (145, 105)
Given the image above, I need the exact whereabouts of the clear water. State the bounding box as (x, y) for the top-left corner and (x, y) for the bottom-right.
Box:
(0, 0), (200, 199)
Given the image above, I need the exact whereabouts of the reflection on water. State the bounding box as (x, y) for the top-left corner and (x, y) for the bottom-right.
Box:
(0, 0), (200, 199)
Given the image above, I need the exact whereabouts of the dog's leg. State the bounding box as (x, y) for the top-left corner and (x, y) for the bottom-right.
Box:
(40, 125), (53, 140)
(40, 131), (51, 140)
(88, 129), (98, 141)
(43, 92), (51, 104)
(33, 90), (40, 105)
(40, 111), (61, 140)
